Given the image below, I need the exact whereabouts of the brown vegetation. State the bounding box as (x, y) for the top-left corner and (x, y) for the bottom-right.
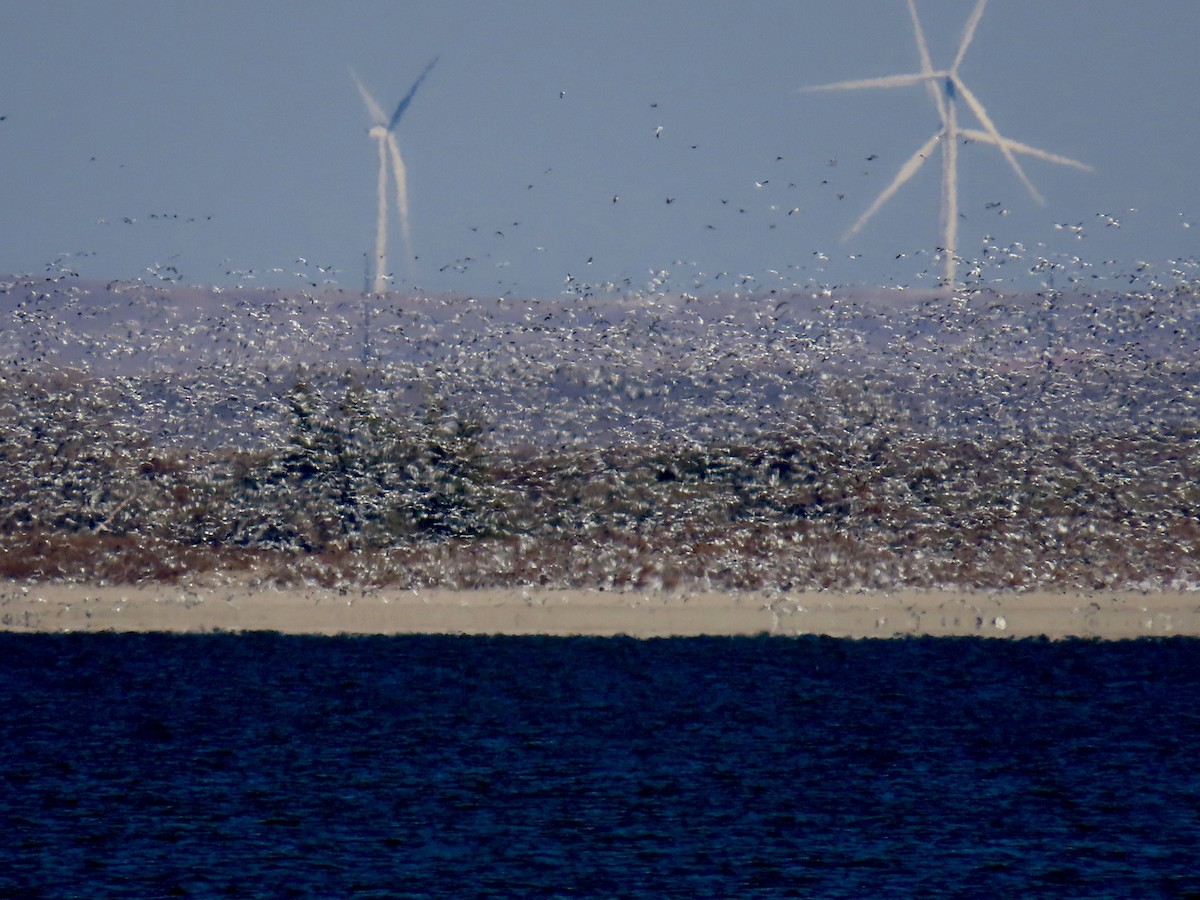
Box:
(2, 372), (1196, 592)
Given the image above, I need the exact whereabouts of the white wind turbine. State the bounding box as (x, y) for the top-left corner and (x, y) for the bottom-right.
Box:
(799, 0), (1092, 291)
(351, 57), (438, 296)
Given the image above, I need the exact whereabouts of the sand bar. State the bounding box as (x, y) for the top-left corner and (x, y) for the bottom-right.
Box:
(2, 581), (1198, 639)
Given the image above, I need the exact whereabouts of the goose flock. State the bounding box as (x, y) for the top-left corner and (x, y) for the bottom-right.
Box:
(1, 257), (1197, 592)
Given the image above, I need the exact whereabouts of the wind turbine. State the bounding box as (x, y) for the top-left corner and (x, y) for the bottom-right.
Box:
(799, 0), (1092, 291)
(351, 57), (438, 295)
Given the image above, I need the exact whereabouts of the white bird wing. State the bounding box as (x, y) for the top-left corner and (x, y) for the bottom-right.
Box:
(845, 130), (943, 240)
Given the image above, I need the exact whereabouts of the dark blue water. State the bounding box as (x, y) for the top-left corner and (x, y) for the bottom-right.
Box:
(3, 634), (1199, 898)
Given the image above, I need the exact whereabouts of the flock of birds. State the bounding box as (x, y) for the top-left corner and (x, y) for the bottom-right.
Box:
(0, 251), (1197, 591)
(2, 256), (1198, 452)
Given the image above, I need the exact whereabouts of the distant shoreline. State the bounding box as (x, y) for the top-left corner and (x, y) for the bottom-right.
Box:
(3, 582), (1196, 640)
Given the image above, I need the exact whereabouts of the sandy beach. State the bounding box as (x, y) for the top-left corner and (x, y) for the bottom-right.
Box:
(1, 580), (1196, 639)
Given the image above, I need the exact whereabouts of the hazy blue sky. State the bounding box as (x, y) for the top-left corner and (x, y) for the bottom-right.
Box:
(3, 1), (1197, 298)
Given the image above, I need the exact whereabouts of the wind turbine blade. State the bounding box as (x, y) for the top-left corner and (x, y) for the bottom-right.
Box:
(958, 128), (1094, 171)
(350, 67), (387, 126)
(798, 72), (943, 93)
(907, 0), (947, 124)
(386, 131), (413, 263)
(845, 130), (942, 239)
(953, 79), (1044, 204)
(387, 55), (439, 133)
(952, 0), (989, 73)
(374, 138), (389, 295)
(908, 0), (936, 75)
